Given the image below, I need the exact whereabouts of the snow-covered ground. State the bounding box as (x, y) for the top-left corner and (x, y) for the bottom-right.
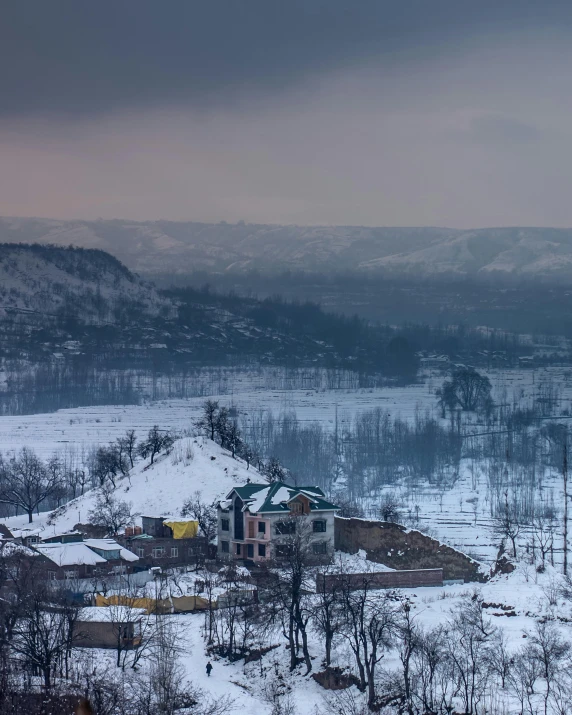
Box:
(3, 368), (572, 712)
(1, 367), (572, 461)
(62, 564), (572, 715)
(2, 365), (572, 559)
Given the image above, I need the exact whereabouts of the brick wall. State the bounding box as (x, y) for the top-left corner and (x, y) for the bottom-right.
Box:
(334, 517), (486, 583)
(316, 568), (443, 593)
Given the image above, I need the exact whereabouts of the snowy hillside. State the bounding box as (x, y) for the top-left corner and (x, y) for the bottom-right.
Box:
(0, 242), (166, 317)
(361, 227), (572, 278)
(4, 436), (256, 536)
(6, 217), (572, 280)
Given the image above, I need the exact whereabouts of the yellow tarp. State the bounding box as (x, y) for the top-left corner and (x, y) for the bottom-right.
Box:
(95, 594), (171, 615)
(163, 520), (199, 539)
(172, 595), (212, 612)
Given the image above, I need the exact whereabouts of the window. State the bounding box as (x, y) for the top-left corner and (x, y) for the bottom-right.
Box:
(221, 540), (229, 553)
(248, 521), (255, 538)
(48, 571), (57, 581)
(136, 547), (145, 558)
(275, 544), (293, 558)
(275, 520), (296, 535)
(236, 543), (242, 556)
(312, 542), (327, 555)
(221, 518), (230, 532)
(64, 570), (79, 580)
(247, 544), (254, 559)
(171, 547), (179, 558)
(257, 521), (266, 534)
(313, 520), (327, 533)
(258, 544), (266, 558)
(152, 547), (165, 558)
(290, 501), (303, 514)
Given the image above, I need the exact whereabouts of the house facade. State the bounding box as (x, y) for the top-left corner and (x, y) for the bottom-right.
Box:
(217, 482), (339, 564)
(30, 535), (146, 592)
(118, 515), (209, 569)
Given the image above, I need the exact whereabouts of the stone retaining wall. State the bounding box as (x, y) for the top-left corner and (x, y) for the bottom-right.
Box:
(335, 517), (486, 583)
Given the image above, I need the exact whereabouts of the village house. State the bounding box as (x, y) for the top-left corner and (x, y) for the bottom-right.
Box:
(118, 515), (209, 569)
(73, 606), (146, 649)
(31, 533), (140, 587)
(217, 482), (339, 564)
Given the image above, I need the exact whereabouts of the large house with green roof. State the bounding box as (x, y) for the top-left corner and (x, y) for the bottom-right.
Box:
(217, 481), (340, 564)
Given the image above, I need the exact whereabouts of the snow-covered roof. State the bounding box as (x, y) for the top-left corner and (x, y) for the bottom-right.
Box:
(41, 531), (83, 542)
(11, 527), (44, 539)
(0, 541), (37, 558)
(228, 482), (339, 514)
(77, 606), (146, 623)
(84, 538), (139, 563)
(34, 542), (107, 567)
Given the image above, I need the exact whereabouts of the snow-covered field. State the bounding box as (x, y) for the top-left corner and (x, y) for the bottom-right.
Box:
(1, 366), (572, 560)
(2, 368), (572, 712)
(60, 564), (572, 715)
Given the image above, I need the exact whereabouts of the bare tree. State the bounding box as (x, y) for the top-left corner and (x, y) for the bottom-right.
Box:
(124, 429), (137, 469)
(11, 583), (81, 689)
(195, 400), (220, 441)
(379, 493), (401, 523)
(438, 368), (493, 413)
(533, 505), (557, 569)
(313, 569), (344, 666)
(88, 485), (136, 536)
(138, 425), (175, 466)
(493, 490), (523, 558)
(446, 595), (497, 715)
(527, 621), (569, 715)
(181, 491), (217, 542)
(0, 447), (62, 523)
(268, 517), (314, 673)
(88, 444), (125, 489)
(263, 457), (287, 484)
(337, 574), (398, 710)
(225, 420), (242, 459)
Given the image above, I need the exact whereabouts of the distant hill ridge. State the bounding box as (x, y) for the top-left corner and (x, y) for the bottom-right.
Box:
(2, 217), (572, 280)
(0, 242), (166, 319)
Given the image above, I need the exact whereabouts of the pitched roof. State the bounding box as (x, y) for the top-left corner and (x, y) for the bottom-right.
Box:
(84, 539), (140, 562)
(34, 542), (107, 567)
(227, 482), (339, 514)
(0, 524), (13, 540)
(77, 606), (146, 623)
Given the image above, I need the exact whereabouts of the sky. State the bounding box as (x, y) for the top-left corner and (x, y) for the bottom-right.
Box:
(2, 1), (572, 228)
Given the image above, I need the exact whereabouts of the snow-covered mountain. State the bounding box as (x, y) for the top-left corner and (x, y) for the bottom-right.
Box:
(4, 217), (572, 280)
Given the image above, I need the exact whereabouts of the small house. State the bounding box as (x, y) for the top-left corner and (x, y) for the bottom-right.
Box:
(120, 516), (207, 569)
(74, 606), (146, 649)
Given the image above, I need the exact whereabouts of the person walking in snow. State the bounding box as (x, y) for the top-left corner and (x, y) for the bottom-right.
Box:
(206, 661), (213, 677)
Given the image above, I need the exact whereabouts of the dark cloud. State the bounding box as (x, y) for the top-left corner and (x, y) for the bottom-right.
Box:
(1, 0), (571, 117)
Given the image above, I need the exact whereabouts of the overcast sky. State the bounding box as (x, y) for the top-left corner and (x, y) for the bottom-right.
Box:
(2, 1), (572, 227)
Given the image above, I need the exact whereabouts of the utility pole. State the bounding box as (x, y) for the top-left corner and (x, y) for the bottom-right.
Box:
(564, 441), (568, 576)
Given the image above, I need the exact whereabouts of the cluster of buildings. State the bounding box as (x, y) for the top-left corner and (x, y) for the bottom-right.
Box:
(2, 515), (208, 592)
(0, 482), (341, 595)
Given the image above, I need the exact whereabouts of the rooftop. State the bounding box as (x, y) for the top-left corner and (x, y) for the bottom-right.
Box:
(77, 606), (146, 623)
(226, 482), (339, 514)
(84, 538), (139, 562)
(34, 542), (107, 567)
